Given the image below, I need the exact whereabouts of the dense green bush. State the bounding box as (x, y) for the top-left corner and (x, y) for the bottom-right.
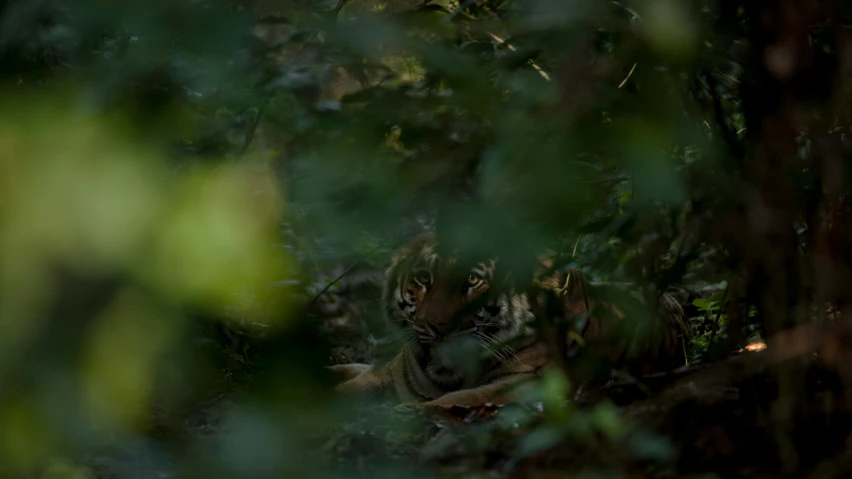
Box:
(1, 0), (851, 477)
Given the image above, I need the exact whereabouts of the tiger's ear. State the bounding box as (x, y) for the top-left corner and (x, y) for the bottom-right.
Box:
(561, 268), (591, 317)
(395, 218), (428, 244)
(390, 218), (435, 264)
(536, 249), (557, 270)
(532, 249), (560, 288)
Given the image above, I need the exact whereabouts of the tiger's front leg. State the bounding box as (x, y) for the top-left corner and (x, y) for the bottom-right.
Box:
(335, 368), (387, 395)
(419, 374), (535, 408)
(331, 354), (399, 398)
(328, 363), (373, 383)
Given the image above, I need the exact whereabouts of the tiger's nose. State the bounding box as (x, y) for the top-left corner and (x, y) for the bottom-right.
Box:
(425, 319), (476, 340)
(448, 323), (477, 337)
(406, 288), (419, 303)
(413, 323), (440, 343)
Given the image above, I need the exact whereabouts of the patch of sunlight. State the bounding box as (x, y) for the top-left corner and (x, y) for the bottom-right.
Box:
(0, 111), (165, 271)
(142, 159), (293, 326)
(0, 96), (298, 450)
(742, 341), (767, 352)
(0, 108), (165, 366)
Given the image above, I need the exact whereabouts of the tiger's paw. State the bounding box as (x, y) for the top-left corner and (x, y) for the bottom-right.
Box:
(394, 402), (423, 412)
(327, 363), (373, 384)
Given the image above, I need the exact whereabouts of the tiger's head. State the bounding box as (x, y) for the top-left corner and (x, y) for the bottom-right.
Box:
(381, 232), (534, 386)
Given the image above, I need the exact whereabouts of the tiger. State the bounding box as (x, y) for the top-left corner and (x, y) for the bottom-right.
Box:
(329, 231), (692, 407)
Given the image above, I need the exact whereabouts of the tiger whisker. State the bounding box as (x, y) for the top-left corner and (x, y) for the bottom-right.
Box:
(474, 331), (520, 364)
(474, 332), (513, 363)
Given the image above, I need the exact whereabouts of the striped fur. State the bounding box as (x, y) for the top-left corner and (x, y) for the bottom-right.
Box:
(331, 232), (692, 407)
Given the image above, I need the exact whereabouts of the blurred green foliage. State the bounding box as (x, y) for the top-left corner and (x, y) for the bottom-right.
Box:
(1, 0), (850, 477)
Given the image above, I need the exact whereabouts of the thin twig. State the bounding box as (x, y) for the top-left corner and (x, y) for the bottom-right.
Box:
(714, 70), (741, 84)
(331, 0), (353, 19)
(486, 31), (551, 81)
(572, 235), (583, 257)
(297, 0), (351, 54)
(704, 71), (745, 158)
(618, 62), (637, 88)
(237, 107), (265, 159)
(310, 244), (385, 304)
(444, 0), (478, 23)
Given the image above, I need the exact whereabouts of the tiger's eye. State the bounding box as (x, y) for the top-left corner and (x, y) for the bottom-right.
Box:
(413, 271), (431, 285)
(468, 274), (481, 285)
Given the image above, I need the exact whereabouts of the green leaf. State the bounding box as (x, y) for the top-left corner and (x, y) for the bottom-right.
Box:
(692, 298), (719, 311)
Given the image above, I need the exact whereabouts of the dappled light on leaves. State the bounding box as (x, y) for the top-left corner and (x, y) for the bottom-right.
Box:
(0, 99), (298, 476)
(145, 160), (290, 319)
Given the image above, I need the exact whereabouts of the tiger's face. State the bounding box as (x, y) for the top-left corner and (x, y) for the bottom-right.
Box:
(382, 233), (533, 385)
